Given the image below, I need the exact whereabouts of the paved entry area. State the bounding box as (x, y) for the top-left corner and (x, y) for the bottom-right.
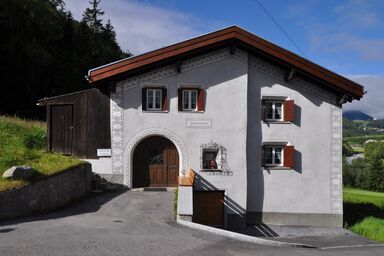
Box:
(230, 224), (379, 248)
(0, 190), (383, 256)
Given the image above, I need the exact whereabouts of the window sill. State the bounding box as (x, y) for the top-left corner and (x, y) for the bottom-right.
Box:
(142, 110), (169, 113)
(200, 169), (222, 172)
(263, 120), (291, 124)
(263, 166), (291, 170)
(179, 110), (204, 113)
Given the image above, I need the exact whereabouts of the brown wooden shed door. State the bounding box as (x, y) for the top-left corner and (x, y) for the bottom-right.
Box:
(133, 136), (179, 188)
(50, 104), (73, 155)
(193, 191), (225, 227)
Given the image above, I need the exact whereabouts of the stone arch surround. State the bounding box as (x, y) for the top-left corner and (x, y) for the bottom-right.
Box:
(123, 128), (188, 187)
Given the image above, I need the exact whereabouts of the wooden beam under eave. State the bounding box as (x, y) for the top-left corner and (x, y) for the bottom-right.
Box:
(176, 61), (182, 73)
(284, 68), (296, 82)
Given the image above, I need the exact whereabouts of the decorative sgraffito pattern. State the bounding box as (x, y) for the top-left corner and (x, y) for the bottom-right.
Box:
(110, 84), (124, 174)
(110, 47), (239, 182)
(248, 56), (334, 103)
(124, 128), (188, 186)
(249, 54), (342, 214)
(330, 105), (343, 214)
(120, 48), (233, 91)
(181, 48), (231, 72)
(200, 141), (233, 176)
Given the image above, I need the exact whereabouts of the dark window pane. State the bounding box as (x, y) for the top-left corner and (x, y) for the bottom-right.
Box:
(265, 102), (273, 119)
(191, 91), (197, 109)
(183, 91), (189, 109)
(275, 147), (282, 164)
(203, 150), (218, 169)
(149, 147), (163, 164)
(275, 103), (282, 120)
(264, 147), (273, 164)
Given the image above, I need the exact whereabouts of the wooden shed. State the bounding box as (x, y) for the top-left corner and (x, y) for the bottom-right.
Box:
(38, 88), (111, 159)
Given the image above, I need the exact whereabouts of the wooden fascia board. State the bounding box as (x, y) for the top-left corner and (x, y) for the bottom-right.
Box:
(233, 30), (364, 98)
(89, 29), (236, 81)
(88, 26), (364, 98)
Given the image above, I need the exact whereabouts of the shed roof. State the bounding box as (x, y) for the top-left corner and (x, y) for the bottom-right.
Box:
(87, 26), (364, 100)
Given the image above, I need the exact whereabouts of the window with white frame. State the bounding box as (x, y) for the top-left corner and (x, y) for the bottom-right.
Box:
(264, 101), (283, 121)
(182, 89), (198, 111)
(264, 145), (283, 167)
(147, 89), (162, 111)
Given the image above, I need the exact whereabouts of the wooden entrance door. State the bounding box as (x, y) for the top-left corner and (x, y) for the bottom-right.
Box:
(133, 136), (179, 188)
(193, 191), (225, 227)
(50, 104), (73, 155)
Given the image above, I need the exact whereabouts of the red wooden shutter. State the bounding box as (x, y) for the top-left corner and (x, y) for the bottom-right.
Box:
(162, 88), (167, 111)
(284, 145), (295, 168)
(284, 100), (295, 122)
(198, 89), (205, 111)
(178, 88), (183, 111)
(142, 88), (147, 111)
(261, 100), (265, 121)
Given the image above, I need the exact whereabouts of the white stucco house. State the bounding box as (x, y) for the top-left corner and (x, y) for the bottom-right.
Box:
(55, 26), (366, 228)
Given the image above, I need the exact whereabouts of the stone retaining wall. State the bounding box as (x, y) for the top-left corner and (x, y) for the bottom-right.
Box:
(0, 162), (92, 220)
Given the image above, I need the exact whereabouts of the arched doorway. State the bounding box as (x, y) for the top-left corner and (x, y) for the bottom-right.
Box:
(133, 136), (179, 188)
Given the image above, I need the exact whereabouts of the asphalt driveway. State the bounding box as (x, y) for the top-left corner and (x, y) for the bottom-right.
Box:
(0, 190), (383, 256)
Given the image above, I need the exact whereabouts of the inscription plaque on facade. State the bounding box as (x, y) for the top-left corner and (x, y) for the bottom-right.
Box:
(186, 118), (212, 129)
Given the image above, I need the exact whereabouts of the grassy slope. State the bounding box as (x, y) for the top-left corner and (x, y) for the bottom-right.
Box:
(344, 187), (384, 207)
(344, 134), (384, 145)
(344, 187), (384, 242)
(0, 116), (82, 192)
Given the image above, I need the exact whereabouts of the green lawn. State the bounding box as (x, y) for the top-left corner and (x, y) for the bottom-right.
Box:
(344, 187), (384, 208)
(343, 134), (384, 145)
(0, 116), (82, 192)
(351, 146), (364, 153)
(344, 187), (384, 242)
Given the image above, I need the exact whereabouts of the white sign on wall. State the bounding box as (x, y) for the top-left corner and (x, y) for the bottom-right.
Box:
(97, 148), (112, 157)
(186, 118), (212, 129)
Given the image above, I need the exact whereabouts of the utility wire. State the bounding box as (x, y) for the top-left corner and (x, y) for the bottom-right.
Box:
(252, 0), (307, 58)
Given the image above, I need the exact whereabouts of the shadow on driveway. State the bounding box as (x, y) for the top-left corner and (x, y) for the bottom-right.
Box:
(0, 188), (128, 226)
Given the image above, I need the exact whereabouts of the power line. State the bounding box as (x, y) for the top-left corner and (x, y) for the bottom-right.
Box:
(252, 0), (307, 58)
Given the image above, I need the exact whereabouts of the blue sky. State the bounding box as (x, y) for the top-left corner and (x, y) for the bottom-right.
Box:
(65, 0), (384, 117)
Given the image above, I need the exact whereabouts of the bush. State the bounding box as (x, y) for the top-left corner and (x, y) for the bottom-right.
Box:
(23, 128), (46, 149)
(343, 143), (354, 157)
(351, 217), (384, 242)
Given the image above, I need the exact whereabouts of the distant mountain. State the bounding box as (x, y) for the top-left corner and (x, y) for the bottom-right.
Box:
(343, 110), (373, 121)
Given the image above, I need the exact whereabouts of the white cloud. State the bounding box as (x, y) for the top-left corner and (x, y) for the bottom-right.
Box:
(288, 0), (384, 63)
(310, 32), (384, 61)
(333, 0), (382, 30)
(344, 75), (384, 119)
(64, 0), (221, 54)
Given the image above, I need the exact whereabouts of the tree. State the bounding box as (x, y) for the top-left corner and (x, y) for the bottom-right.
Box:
(350, 158), (370, 189)
(368, 156), (384, 192)
(343, 157), (354, 187)
(0, 0), (129, 119)
(82, 0), (104, 33)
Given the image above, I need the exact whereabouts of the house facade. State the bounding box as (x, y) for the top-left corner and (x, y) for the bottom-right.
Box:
(70, 26), (364, 228)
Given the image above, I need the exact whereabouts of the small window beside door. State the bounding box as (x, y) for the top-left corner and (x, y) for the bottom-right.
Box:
(200, 142), (226, 171)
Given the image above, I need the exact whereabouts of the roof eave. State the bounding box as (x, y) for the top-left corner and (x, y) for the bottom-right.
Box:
(87, 26), (364, 100)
